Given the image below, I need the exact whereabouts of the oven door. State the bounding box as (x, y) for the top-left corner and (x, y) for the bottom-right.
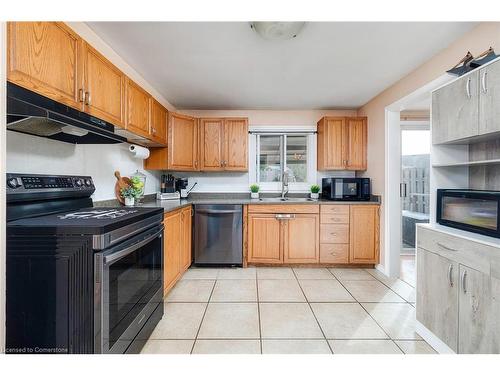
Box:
(332, 179), (361, 200)
(95, 224), (163, 354)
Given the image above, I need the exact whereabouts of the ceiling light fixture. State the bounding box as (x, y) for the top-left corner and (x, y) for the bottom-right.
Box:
(250, 22), (305, 41)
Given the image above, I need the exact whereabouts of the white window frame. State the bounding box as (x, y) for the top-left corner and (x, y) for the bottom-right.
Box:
(249, 126), (317, 192)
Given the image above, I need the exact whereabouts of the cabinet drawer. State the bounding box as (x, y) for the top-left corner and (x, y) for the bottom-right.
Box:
(321, 213), (349, 224)
(320, 205), (349, 215)
(320, 244), (349, 263)
(417, 226), (493, 275)
(247, 204), (319, 214)
(320, 224), (349, 244)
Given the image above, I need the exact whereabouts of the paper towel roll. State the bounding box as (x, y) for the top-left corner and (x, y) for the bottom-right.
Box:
(129, 144), (150, 159)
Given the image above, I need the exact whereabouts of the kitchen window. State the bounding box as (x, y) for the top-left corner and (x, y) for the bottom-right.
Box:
(253, 132), (316, 191)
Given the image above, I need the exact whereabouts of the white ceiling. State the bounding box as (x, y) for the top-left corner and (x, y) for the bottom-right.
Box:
(87, 22), (476, 110)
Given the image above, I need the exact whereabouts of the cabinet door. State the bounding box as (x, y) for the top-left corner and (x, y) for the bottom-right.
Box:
(7, 22), (82, 109)
(149, 99), (168, 145)
(163, 211), (181, 294)
(180, 207), (192, 272)
(317, 117), (346, 170)
(345, 117), (367, 170)
(458, 265), (500, 353)
(82, 42), (125, 127)
(168, 113), (199, 171)
(224, 118), (248, 171)
(349, 205), (379, 263)
(200, 118), (224, 171)
(283, 214), (319, 263)
(126, 78), (151, 138)
(416, 248), (458, 352)
(479, 59), (500, 136)
(432, 72), (479, 144)
(248, 214), (282, 264)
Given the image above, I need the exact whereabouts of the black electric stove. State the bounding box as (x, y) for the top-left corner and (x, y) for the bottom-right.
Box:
(6, 173), (164, 354)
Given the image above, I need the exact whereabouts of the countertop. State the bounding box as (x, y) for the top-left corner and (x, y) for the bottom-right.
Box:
(96, 193), (381, 214)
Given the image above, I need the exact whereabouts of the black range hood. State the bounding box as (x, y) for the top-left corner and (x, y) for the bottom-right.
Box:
(6, 82), (127, 144)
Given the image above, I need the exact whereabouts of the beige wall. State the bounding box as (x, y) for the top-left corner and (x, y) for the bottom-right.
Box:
(357, 22), (500, 269)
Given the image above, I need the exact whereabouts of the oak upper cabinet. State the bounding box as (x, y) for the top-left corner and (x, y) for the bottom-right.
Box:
(349, 205), (379, 263)
(7, 22), (82, 109)
(168, 113), (199, 171)
(163, 210), (182, 294)
(199, 117), (248, 171)
(224, 118), (248, 171)
(345, 117), (367, 170)
(458, 265), (500, 353)
(247, 214), (283, 264)
(317, 116), (367, 171)
(180, 206), (193, 272)
(479, 59), (500, 137)
(126, 78), (151, 138)
(283, 214), (319, 263)
(200, 118), (225, 170)
(416, 247), (459, 352)
(82, 42), (126, 127)
(149, 98), (168, 145)
(432, 71), (479, 144)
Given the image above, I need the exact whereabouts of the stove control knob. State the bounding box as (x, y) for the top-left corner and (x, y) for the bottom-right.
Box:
(7, 177), (20, 189)
(75, 179), (83, 187)
(84, 178), (92, 187)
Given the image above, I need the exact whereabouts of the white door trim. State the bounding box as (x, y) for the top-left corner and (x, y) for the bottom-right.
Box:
(383, 74), (451, 278)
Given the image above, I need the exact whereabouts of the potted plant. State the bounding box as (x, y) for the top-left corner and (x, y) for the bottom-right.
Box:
(310, 184), (320, 199)
(250, 184), (260, 199)
(121, 186), (139, 206)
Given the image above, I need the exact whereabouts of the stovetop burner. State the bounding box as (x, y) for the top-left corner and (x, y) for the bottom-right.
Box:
(58, 209), (139, 220)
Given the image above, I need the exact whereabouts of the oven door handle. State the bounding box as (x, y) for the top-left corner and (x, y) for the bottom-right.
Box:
(103, 226), (163, 264)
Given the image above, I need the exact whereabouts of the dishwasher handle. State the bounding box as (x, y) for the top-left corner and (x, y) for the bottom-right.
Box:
(196, 209), (242, 214)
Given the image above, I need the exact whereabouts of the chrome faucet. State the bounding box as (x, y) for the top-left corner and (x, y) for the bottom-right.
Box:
(281, 171), (289, 199)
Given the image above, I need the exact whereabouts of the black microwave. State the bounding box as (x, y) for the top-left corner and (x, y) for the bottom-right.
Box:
(321, 178), (371, 201)
(437, 189), (500, 238)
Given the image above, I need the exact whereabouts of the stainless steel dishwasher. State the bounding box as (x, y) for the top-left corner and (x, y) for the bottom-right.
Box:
(194, 204), (243, 266)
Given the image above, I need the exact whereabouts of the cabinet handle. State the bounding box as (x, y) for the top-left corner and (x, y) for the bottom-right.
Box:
(447, 264), (454, 287)
(481, 71), (488, 93)
(466, 77), (472, 99)
(84, 91), (91, 105)
(194, 160), (198, 168)
(79, 89), (85, 103)
(437, 242), (458, 252)
(461, 270), (467, 294)
(275, 214), (295, 220)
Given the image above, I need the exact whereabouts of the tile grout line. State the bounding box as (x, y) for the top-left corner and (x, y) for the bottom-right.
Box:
(256, 272), (263, 354)
(327, 268), (396, 343)
(189, 277), (218, 354)
(292, 268), (334, 354)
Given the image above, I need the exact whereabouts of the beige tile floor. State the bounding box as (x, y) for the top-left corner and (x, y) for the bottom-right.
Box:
(141, 267), (435, 354)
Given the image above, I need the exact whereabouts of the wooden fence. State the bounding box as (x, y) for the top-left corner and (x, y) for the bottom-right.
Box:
(402, 166), (430, 214)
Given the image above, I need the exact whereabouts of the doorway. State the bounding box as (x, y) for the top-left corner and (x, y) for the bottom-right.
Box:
(400, 120), (430, 286)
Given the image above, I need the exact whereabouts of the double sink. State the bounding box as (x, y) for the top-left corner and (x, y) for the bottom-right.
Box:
(257, 197), (316, 202)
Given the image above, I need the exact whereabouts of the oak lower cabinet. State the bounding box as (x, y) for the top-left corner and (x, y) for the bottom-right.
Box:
(247, 205), (320, 265)
(317, 117), (367, 171)
(168, 113), (199, 171)
(180, 206), (193, 272)
(416, 225), (500, 353)
(7, 22), (82, 109)
(416, 247), (459, 352)
(349, 205), (379, 263)
(163, 206), (193, 296)
(283, 214), (319, 263)
(163, 210), (182, 294)
(247, 214), (283, 264)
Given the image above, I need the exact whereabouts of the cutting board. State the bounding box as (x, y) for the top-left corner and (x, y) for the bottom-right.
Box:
(114, 171), (132, 205)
